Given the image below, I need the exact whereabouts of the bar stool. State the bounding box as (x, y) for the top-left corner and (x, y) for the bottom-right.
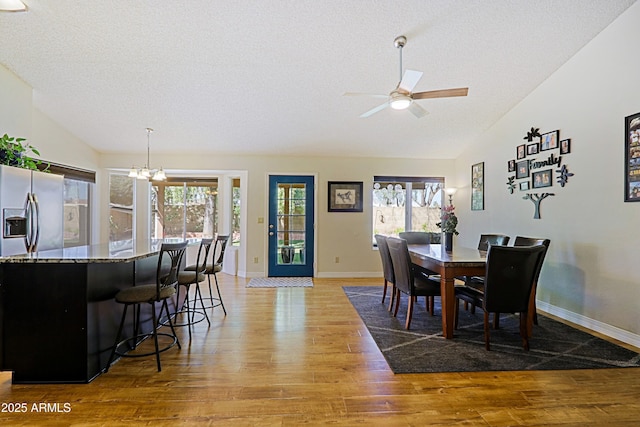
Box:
(106, 241), (187, 372)
(186, 235), (229, 314)
(173, 238), (213, 341)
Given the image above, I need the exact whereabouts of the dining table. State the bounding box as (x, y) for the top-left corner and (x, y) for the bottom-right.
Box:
(408, 244), (487, 339)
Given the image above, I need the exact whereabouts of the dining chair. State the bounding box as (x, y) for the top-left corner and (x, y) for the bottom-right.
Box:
(386, 236), (441, 329)
(106, 241), (187, 372)
(458, 234), (510, 313)
(513, 236), (551, 326)
(398, 231), (439, 278)
(481, 244), (546, 350)
(374, 234), (395, 309)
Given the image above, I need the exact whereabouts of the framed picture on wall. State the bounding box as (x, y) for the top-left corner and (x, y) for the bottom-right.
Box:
(508, 159), (515, 172)
(527, 143), (539, 155)
(540, 130), (559, 151)
(328, 181), (363, 212)
(560, 139), (571, 154)
(471, 162), (484, 210)
(515, 160), (529, 179)
(519, 181), (530, 191)
(625, 112), (640, 202)
(516, 144), (526, 159)
(532, 169), (553, 189)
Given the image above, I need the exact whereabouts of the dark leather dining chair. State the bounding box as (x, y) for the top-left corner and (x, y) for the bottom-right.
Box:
(398, 231), (439, 278)
(481, 244), (546, 350)
(374, 234), (395, 309)
(513, 236), (551, 326)
(387, 237), (441, 329)
(458, 234), (510, 312)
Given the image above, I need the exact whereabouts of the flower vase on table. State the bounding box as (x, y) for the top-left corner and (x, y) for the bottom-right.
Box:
(436, 205), (459, 253)
(444, 232), (454, 252)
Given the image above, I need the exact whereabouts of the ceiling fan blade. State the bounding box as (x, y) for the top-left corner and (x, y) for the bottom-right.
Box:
(398, 69), (423, 93)
(408, 102), (428, 118)
(412, 87), (469, 99)
(343, 92), (388, 99)
(360, 102), (389, 118)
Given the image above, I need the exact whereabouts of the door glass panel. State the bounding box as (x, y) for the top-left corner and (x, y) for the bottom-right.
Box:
(277, 183), (306, 265)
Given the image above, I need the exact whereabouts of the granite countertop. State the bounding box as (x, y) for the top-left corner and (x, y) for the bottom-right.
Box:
(0, 239), (189, 264)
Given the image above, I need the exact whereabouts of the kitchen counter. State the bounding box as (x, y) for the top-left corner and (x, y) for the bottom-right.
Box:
(0, 240), (189, 384)
(0, 239), (180, 263)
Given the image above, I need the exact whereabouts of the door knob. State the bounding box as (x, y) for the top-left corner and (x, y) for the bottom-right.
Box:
(269, 232), (274, 236)
(269, 224), (274, 229)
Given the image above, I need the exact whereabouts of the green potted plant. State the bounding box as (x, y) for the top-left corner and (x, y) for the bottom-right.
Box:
(0, 133), (44, 171)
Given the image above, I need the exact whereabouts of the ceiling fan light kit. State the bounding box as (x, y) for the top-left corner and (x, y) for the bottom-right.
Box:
(0, 0), (27, 12)
(345, 35), (469, 118)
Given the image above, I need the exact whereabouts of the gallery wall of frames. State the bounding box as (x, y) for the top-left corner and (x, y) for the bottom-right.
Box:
(505, 126), (575, 219)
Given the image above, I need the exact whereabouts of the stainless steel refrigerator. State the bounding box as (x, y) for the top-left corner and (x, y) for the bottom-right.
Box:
(0, 165), (64, 256)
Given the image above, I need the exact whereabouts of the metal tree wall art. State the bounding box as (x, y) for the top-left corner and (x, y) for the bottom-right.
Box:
(506, 125), (576, 219)
(506, 176), (516, 194)
(524, 127), (541, 142)
(523, 193), (555, 219)
(556, 164), (574, 187)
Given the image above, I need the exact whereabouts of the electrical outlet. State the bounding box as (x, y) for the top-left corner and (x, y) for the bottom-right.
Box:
(253, 257), (259, 263)
(335, 256), (340, 263)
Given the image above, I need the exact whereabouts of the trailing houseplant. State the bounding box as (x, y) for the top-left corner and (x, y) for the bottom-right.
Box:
(0, 133), (44, 171)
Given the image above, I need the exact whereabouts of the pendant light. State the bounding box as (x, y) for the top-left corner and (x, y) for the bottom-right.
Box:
(128, 128), (166, 181)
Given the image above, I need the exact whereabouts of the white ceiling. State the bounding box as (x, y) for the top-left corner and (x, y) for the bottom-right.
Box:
(0, 0), (636, 160)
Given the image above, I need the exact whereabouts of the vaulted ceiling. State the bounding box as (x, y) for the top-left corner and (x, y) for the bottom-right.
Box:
(0, 1), (636, 159)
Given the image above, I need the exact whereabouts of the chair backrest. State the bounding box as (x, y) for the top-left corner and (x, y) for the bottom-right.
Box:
(386, 237), (414, 295)
(478, 234), (510, 251)
(483, 245), (546, 313)
(195, 238), (214, 274)
(398, 231), (431, 245)
(513, 236), (550, 283)
(374, 234), (394, 284)
(212, 235), (230, 266)
(156, 241), (188, 297)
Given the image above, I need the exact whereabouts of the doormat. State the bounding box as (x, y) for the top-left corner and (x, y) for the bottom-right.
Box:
(247, 277), (314, 288)
(344, 286), (640, 374)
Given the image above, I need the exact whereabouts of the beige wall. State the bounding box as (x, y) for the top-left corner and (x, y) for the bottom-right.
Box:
(454, 1), (640, 345)
(100, 152), (455, 278)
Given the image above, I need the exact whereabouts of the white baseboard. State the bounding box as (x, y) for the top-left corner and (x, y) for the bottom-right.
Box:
(315, 272), (381, 278)
(537, 300), (640, 349)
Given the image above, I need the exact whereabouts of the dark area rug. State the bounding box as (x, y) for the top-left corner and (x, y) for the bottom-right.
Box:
(344, 286), (640, 374)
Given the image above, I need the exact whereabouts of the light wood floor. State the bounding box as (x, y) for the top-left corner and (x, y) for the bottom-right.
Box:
(2, 276), (640, 426)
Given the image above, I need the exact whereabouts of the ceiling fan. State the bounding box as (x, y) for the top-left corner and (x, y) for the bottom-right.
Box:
(344, 35), (469, 118)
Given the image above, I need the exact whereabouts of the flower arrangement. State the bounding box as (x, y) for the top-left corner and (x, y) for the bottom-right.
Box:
(436, 204), (459, 235)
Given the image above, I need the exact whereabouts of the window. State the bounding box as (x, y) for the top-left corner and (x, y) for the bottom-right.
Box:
(109, 174), (134, 243)
(372, 176), (444, 242)
(63, 179), (91, 247)
(231, 178), (241, 246)
(151, 179), (218, 240)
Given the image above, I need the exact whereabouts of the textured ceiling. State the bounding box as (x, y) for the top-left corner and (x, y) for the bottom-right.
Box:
(0, 0), (636, 160)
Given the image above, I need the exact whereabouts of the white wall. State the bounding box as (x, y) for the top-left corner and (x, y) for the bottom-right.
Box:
(454, 2), (640, 345)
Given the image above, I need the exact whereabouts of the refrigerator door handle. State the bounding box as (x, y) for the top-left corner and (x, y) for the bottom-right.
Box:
(31, 193), (40, 252)
(23, 193), (32, 252)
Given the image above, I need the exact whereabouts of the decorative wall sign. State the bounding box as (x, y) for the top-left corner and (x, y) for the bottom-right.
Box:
(471, 162), (484, 210)
(328, 181), (363, 212)
(625, 112), (640, 202)
(506, 126), (576, 218)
